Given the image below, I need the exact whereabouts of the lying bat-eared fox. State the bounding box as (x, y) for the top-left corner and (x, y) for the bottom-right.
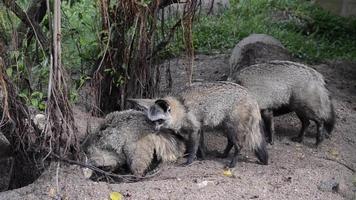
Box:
(83, 110), (186, 177)
(129, 81), (268, 168)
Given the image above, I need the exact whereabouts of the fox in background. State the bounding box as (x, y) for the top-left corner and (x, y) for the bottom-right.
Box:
(129, 81), (268, 168)
(229, 60), (336, 145)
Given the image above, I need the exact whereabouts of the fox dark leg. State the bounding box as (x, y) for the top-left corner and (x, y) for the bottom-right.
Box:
(229, 144), (241, 168)
(198, 130), (206, 160)
(184, 129), (200, 166)
(261, 109), (274, 145)
(291, 113), (310, 143)
(220, 139), (233, 158)
(254, 141), (268, 165)
(315, 121), (325, 146)
(225, 127), (241, 168)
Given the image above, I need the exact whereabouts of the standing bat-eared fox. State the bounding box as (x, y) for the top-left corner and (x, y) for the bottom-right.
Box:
(229, 60), (335, 145)
(129, 81), (268, 168)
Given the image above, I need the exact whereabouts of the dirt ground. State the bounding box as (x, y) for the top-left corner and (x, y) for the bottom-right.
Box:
(0, 54), (355, 200)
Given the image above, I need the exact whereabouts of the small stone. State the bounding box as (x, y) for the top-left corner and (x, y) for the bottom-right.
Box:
(283, 176), (292, 183)
(318, 178), (339, 193)
(197, 180), (214, 189)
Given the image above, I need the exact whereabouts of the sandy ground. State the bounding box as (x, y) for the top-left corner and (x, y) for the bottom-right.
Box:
(0, 54), (355, 200)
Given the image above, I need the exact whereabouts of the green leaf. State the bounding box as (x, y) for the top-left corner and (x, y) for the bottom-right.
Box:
(38, 102), (46, 111)
(31, 99), (39, 107)
(6, 67), (13, 77)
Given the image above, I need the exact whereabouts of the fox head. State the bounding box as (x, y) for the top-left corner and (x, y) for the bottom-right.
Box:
(147, 99), (173, 130)
(128, 97), (184, 131)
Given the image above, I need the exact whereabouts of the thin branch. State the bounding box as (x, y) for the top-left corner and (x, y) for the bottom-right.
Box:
(316, 156), (355, 173)
(94, 0), (111, 75)
(16, 0), (47, 49)
(51, 153), (161, 182)
(149, 18), (182, 59)
(3, 0), (49, 49)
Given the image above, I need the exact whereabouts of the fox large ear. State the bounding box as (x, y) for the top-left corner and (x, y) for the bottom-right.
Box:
(127, 98), (156, 112)
(154, 99), (171, 113)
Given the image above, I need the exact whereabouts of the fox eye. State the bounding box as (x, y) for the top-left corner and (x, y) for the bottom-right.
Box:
(154, 119), (165, 124)
(167, 107), (171, 112)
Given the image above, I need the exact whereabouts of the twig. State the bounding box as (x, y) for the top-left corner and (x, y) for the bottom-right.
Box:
(149, 19), (182, 59)
(55, 162), (60, 196)
(51, 153), (161, 182)
(5, 157), (14, 191)
(94, 0), (111, 75)
(3, 0), (49, 49)
(316, 156), (355, 173)
(207, 0), (215, 15)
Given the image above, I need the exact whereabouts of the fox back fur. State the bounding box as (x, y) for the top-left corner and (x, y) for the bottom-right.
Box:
(229, 60), (335, 145)
(84, 109), (186, 176)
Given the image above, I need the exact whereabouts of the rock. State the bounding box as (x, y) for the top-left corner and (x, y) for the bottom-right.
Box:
(317, 178), (339, 193)
(228, 34), (292, 78)
(160, 0), (230, 20)
(196, 180), (214, 189)
(33, 114), (46, 131)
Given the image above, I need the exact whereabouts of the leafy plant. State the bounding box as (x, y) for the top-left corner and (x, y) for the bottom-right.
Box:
(19, 91), (47, 111)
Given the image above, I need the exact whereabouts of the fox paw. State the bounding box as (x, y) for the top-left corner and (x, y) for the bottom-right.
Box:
(291, 136), (303, 143)
(267, 138), (274, 145)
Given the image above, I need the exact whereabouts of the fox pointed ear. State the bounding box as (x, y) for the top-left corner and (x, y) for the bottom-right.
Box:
(127, 98), (155, 112)
(155, 99), (171, 113)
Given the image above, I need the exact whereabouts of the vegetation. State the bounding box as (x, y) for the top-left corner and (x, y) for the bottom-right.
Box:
(0, 0), (355, 110)
(190, 0), (356, 61)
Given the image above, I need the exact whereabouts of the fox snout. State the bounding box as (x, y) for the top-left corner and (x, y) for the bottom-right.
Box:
(154, 122), (163, 131)
(154, 124), (161, 131)
(152, 119), (166, 131)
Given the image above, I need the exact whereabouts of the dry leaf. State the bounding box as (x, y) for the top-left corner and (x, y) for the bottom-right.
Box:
(329, 149), (339, 158)
(110, 192), (123, 200)
(297, 152), (305, 159)
(223, 168), (233, 177)
(48, 187), (56, 198)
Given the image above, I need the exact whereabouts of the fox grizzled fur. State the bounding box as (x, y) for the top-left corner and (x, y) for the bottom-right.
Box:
(130, 81), (268, 168)
(83, 109), (186, 176)
(229, 60), (335, 145)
